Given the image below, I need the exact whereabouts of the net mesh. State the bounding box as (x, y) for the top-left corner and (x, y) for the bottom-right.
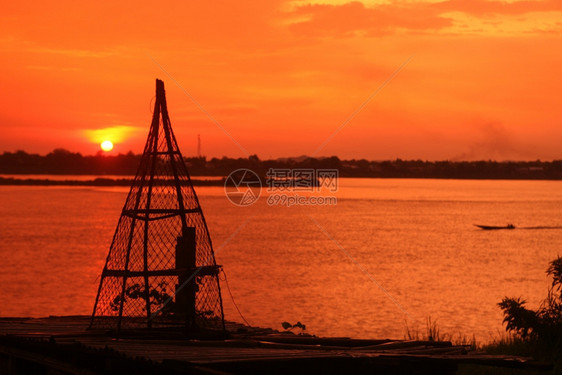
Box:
(90, 79), (224, 332)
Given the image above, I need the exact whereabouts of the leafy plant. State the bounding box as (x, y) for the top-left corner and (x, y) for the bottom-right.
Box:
(281, 321), (306, 333)
(498, 256), (562, 346)
(110, 281), (175, 314)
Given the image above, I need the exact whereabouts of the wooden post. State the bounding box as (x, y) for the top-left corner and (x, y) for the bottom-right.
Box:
(176, 227), (197, 329)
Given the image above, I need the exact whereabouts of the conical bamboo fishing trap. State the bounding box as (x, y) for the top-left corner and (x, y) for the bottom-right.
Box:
(90, 79), (225, 333)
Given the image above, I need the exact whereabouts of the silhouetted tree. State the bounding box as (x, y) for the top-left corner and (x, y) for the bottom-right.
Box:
(1, 150), (562, 179)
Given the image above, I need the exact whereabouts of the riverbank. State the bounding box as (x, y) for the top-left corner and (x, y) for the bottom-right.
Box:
(0, 316), (551, 375)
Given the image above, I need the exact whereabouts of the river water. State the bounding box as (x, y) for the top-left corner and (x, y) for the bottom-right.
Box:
(1, 178), (561, 343)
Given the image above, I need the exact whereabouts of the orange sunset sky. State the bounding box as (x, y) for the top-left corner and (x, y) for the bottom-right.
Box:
(1, 1), (560, 160)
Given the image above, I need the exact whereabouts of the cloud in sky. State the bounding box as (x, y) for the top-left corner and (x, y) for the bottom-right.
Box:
(432, 0), (562, 16)
(288, 2), (452, 36)
(286, 0), (562, 37)
(0, 1), (560, 159)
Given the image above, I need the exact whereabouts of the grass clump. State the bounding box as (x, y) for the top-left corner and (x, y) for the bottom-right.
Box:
(404, 316), (476, 349)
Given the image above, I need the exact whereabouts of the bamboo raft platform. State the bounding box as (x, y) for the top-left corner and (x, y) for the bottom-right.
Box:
(0, 316), (551, 374)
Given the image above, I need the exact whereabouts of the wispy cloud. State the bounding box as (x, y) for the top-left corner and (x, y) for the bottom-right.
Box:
(286, 0), (562, 36)
(83, 125), (143, 144)
(28, 47), (119, 58)
(432, 0), (562, 17)
(288, 2), (452, 36)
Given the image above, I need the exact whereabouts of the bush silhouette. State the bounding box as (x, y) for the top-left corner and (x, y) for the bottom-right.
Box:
(499, 256), (562, 346)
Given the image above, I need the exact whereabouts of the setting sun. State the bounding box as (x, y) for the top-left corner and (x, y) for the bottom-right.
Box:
(100, 140), (113, 152)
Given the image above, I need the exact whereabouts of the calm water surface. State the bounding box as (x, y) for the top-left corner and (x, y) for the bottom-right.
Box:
(1, 178), (561, 343)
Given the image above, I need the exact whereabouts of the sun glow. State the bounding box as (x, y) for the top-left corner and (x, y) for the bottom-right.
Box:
(84, 126), (143, 151)
(100, 140), (114, 152)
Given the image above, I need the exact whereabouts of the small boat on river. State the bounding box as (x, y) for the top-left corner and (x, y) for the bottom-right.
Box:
(474, 224), (515, 230)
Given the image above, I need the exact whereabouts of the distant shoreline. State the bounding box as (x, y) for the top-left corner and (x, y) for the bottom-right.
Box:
(2, 150), (562, 180)
(0, 177), (226, 187)
(2, 175), (562, 187)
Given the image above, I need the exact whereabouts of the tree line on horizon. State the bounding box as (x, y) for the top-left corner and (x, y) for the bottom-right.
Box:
(1, 149), (562, 180)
